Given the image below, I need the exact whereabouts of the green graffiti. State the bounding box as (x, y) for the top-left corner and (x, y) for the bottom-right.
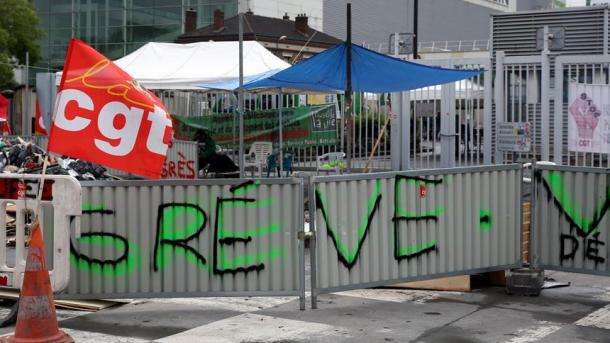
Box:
(398, 240), (438, 257)
(71, 205), (139, 276)
(213, 180), (283, 274)
(219, 223), (280, 240)
(393, 175), (444, 260)
(315, 179), (382, 268)
(82, 203), (107, 212)
(395, 208), (445, 219)
(219, 247), (282, 270)
(70, 233), (140, 277)
(479, 210), (492, 231)
(231, 180), (261, 196)
(544, 171), (610, 235)
(154, 203), (208, 271)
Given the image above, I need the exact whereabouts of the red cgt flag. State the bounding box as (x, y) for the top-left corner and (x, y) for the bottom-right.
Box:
(35, 101), (47, 135)
(48, 38), (173, 178)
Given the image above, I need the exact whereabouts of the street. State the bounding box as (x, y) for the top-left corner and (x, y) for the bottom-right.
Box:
(0, 271), (607, 342)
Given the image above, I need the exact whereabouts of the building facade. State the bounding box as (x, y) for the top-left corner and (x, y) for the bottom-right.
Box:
(323, 0), (563, 53)
(32, 0), (322, 70)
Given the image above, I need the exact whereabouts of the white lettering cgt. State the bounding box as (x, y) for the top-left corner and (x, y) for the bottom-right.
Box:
(55, 89), (93, 132)
(146, 106), (172, 155)
(95, 101), (143, 156)
(54, 88), (172, 157)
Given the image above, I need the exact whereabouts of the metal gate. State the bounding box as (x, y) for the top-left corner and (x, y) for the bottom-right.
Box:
(59, 178), (306, 309)
(554, 55), (610, 168)
(309, 165), (522, 308)
(532, 164), (609, 276)
(494, 53), (546, 164)
(494, 52), (610, 167)
(392, 57), (493, 170)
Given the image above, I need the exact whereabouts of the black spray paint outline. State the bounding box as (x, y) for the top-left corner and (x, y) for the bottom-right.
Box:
(213, 180), (266, 275)
(314, 189), (382, 269)
(153, 203), (208, 272)
(393, 175), (443, 261)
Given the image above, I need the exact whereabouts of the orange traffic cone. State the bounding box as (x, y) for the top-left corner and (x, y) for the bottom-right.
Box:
(0, 220), (73, 343)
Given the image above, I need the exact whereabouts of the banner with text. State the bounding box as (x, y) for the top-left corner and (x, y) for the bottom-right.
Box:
(568, 83), (610, 154)
(173, 104), (338, 148)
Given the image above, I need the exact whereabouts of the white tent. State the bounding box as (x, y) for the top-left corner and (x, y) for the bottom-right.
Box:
(57, 41), (290, 90)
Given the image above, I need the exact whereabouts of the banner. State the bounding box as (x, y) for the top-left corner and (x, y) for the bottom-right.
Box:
(173, 104), (338, 147)
(48, 38), (174, 179)
(568, 83), (610, 154)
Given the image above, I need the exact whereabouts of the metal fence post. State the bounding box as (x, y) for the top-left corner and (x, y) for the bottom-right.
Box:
(390, 92), (401, 170)
(483, 57), (493, 164)
(298, 178), (306, 311)
(541, 26), (551, 162)
(553, 57), (564, 164)
(308, 176), (318, 309)
(441, 67), (456, 168)
(494, 51), (505, 164)
(400, 91), (411, 170)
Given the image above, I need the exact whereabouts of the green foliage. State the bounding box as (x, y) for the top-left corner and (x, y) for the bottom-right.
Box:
(0, 0), (43, 89)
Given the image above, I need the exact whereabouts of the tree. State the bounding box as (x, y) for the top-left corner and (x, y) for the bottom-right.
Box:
(0, 0), (43, 90)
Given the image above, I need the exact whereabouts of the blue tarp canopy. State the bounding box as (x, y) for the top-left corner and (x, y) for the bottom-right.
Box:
(244, 43), (483, 93)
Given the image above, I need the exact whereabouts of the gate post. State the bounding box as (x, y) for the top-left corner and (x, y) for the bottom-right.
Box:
(541, 26), (551, 161)
(440, 70), (456, 168)
(553, 57), (564, 164)
(494, 51), (505, 164)
(391, 91), (411, 170)
(483, 59), (493, 165)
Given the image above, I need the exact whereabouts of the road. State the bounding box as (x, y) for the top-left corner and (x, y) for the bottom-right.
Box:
(0, 271), (607, 342)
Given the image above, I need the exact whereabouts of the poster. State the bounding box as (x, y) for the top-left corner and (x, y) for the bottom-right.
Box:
(173, 104), (339, 148)
(568, 83), (610, 154)
(497, 122), (532, 152)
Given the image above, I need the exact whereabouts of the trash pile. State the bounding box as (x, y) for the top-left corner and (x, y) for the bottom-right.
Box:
(0, 136), (115, 180)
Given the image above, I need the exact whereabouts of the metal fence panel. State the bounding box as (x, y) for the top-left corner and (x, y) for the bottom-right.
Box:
(310, 165), (522, 300)
(59, 178), (305, 307)
(532, 165), (609, 275)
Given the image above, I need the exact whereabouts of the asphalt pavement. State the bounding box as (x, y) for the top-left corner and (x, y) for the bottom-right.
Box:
(0, 271), (607, 342)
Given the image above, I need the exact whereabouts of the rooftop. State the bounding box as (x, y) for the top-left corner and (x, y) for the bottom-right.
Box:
(176, 11), (342, 48)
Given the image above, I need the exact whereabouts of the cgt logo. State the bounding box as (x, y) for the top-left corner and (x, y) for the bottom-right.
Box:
(54, 89), (172, 157)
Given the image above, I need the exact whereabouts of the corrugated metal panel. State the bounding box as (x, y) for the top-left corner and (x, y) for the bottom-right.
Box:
(311, 165), (522, 293)
(492, 7), (607, 57)
(533, 165), (609, 275)
(59, 178), (304, 299)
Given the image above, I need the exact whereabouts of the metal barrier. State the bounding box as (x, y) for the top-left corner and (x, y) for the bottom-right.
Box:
(532, 164), (609, 276)
(59, 178), (306, 309)
(0, 174), (81, 292)
(309, 164), (522, 307)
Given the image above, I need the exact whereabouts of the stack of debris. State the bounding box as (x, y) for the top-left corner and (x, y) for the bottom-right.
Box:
(0, 136), (115, 180)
